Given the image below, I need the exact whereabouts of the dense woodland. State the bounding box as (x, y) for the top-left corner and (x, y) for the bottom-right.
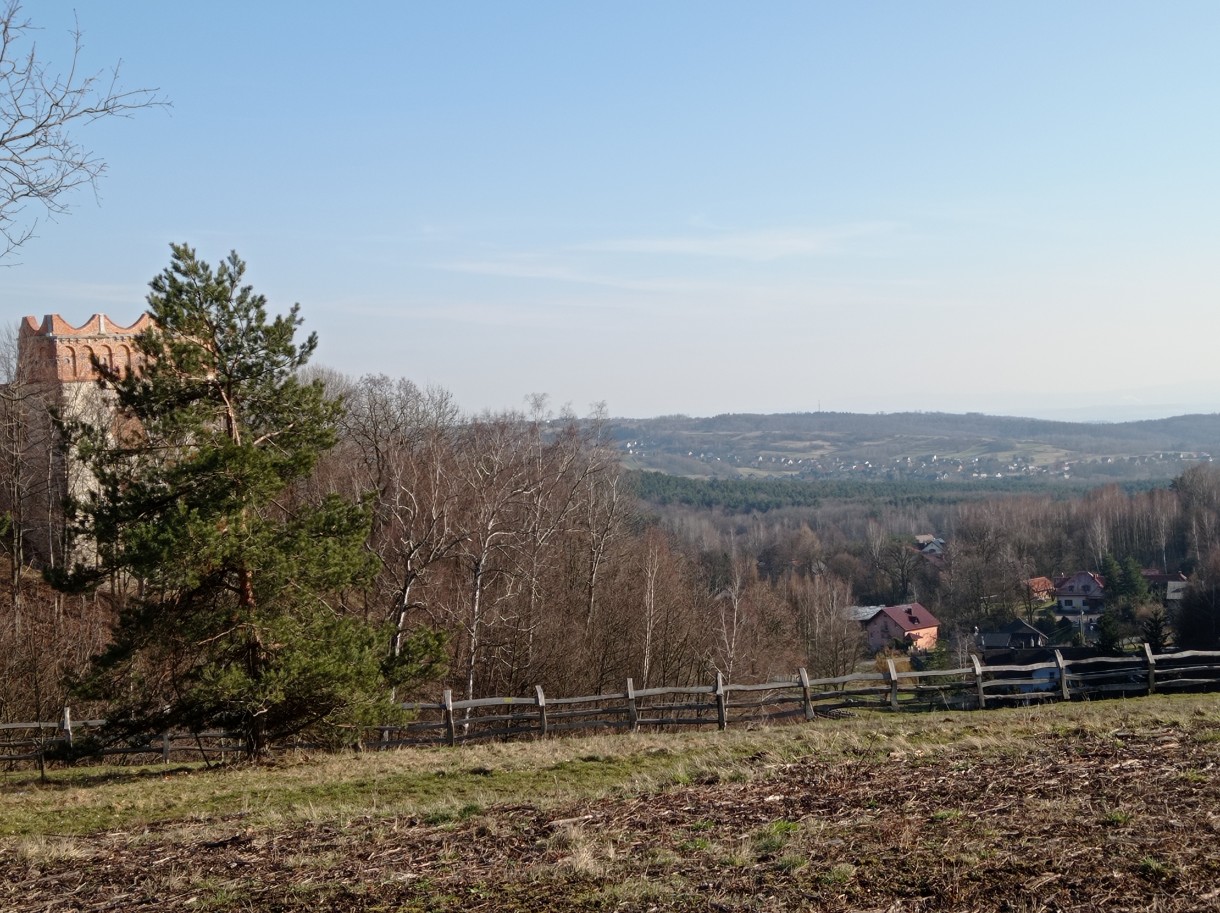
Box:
(5, 322), (1220, 738)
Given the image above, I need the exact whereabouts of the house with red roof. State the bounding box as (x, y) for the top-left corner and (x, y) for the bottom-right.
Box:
(1025, 576), (1056, 605)
(859, 603), (940, 653)
(1141, 569), (1187, 601)
(1053, 571), (1105, 613)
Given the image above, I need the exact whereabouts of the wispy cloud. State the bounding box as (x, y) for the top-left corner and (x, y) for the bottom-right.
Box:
(433, 256), (720, 294)
(573, 222), (898, 261)
(331, 297), (566, 329)
(429, 222), (901, 292)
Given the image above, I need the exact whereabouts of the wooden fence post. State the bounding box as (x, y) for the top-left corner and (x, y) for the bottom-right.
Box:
(886, 659), (901, 711)
(714, 673), (727, 731)
(1054, 650), (1071, 701)
(625, 678), (639, 733)
(970, 655), (987, 709)
(442, 689), (456, 746)
(59, 706), (73, 750)
(1144, 642), (1157, 695)
(161, 731), (171, 763)
(797, 667), (814, 721)
(535, 685), (548, 738)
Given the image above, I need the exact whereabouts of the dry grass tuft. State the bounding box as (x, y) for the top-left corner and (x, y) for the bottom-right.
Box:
(10, 834), (99, 864)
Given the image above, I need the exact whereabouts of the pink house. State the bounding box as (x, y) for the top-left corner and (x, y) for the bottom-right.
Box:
(862, 603), (940, 653)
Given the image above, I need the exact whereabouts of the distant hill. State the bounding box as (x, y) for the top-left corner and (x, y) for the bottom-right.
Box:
(608, 411), (1220, 484)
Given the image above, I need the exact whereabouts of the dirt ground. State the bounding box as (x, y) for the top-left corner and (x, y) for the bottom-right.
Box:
(5, 715), (1220, 912)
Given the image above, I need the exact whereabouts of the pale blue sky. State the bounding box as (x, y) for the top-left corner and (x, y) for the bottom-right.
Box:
(6, 2), (1220, 420)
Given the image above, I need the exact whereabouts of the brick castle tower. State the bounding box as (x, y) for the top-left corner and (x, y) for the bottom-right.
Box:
(10, 313), (152, 567)
(18, 313), (152, 386)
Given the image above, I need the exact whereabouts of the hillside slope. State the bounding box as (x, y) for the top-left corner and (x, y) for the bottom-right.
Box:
(4, 695), (1219, 911)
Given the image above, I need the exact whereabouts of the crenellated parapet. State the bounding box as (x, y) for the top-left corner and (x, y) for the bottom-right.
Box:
(18, 312), (153, 384)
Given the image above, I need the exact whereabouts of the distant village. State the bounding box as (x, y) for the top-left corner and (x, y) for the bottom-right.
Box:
(621, 440), (1212, 483)
(845, 532), (1187, 671)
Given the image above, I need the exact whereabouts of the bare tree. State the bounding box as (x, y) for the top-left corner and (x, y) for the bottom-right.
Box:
(709, 539), (761, 683)
(639, 532), (662, 688)
(787, 572), (862, 680)
(941, 503), (1029, 627)
(631, 531), (706, 689)
(569, 407), (617, 625)
(0, 324), (62, 623)
(1146, 487), (1181, 573)
(0, 1), (166, 258)
(501, 405), (592, 692)
(336, 374), (463, 661)
(0, 324), (126, 723)
(448, 415), (536, 702)
(865, 523), (921, 604)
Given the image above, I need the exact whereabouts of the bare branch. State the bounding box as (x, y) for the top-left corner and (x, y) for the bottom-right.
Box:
(0, 1), (168, 260)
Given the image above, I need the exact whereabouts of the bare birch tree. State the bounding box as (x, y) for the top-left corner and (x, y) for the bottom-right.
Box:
(449, 415), (534, 701)
(337, 374), (462, 662)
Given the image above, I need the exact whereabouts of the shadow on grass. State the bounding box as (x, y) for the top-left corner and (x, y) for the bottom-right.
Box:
(2, 761), (219, 791)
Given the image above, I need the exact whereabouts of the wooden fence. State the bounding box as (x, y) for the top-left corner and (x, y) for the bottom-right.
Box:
(4, 647), (1220, 767)
(0, 707), (247, 774)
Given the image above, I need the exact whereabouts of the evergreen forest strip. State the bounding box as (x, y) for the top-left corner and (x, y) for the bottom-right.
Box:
(626, 470), (1158, 513)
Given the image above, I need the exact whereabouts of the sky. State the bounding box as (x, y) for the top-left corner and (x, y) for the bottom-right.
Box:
(4, 2), (1220, 421)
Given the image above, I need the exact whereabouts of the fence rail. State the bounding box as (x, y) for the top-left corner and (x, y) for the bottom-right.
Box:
(6, 647), (1220, 768)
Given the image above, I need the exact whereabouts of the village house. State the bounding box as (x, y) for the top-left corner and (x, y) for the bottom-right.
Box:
(848, 603), (941, 653)
(975, 618), (1049, 651)
(1053, 571), (1106, 613)
(1141, 569), (1188, 602)
(1025, 576), (1056, 605)
(1165, 579), (1188, 606)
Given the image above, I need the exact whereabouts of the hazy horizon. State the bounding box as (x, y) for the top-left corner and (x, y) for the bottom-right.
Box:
(14, 308), (1216, 426)
(599, 400), (1219, 425)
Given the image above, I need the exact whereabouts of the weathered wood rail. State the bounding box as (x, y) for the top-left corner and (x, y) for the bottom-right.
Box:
(5, 648), (1220, 766)
(0, 705), (247, 773)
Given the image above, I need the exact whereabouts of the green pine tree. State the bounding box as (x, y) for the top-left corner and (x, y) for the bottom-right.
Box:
(1100, 554), (1124, 605)
(1140, 607), (1171, 655)
(1095, 612), (1125, 654)
(63, 244), (431, 759)
(1121, 557), (1151, 606)
(1176, 585), (1220, 651)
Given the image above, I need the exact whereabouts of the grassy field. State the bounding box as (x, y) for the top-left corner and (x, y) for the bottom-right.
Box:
(4, 694), (1220, 911)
